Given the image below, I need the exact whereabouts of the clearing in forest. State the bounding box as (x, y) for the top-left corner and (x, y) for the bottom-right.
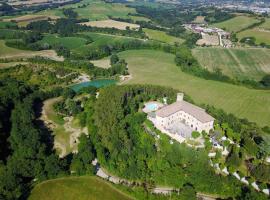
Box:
(91, 57), (111, 69)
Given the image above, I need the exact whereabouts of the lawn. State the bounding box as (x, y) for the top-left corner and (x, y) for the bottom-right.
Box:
(143, 28), (184, 44)
(213, 15), (260, 32)
(28, 176), (134, 200)
(237, 28), (270, 45)
(118, 49), (270, 127)
(192, 47), (270, 80)
(39, 35), (88, 49)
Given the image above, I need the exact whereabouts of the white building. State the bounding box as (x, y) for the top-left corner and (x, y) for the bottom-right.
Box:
(151, 93), (214, 135)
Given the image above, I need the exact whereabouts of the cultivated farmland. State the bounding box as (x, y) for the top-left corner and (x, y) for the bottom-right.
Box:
(143, 28), (184, 44)
(192, 47), (270, 80)
(28, 176), (133, 200)
(213, 15), (260, 32)
(118, 49), (270, 127)
(80, 19), (140, 30)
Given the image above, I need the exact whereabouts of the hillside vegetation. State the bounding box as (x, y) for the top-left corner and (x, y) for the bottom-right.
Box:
(118, 49), (270, 127)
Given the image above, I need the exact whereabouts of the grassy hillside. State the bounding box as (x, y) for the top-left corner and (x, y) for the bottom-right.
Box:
(213, 16), (260, 32)
(192, 47), (270, 80)
(237, 29), (270, 45)
(39, 35), (88, 49)
(75, 1), (135, 20)
(259, 18), (270, 30)
(0, 40), (29, 55)
(28, 176), (133, 200)
(118, 49), (270, 127)
(143, 28), (184, 44)
(73, 32), (138, 56)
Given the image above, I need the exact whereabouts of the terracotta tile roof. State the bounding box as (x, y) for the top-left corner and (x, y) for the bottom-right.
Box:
(156, 101), (214, 123)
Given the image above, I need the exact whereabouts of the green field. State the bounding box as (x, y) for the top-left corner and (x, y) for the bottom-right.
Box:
(192, 47), (270, 80)
(0, 40), (30, 56)
(0, 21), (17, 29)
(73, 32), (138, 56)
(143, 28), (184, 44)
(28, 176), (133, 200)
(213, 16), (260, 32)
(237, 29), (270, 45)
(75, 2), (135, 20)
(35, 0), (135, 21)
(118, 49), (270, 127)
(259, 18), (270, 30)
(39, 35), (88, 49)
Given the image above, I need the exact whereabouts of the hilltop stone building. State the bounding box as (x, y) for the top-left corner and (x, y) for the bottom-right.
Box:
(147, 93), (214, 141)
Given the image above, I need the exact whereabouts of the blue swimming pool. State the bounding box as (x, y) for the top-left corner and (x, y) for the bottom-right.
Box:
(145, 103), (158, 112)
(71, 79), (116, 92)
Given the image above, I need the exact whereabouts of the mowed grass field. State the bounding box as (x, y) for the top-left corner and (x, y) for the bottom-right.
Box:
(28, 176), (133, 200)
(213, 15), (260, 32)
(118, 49), (270, 127)
(192, 47), (270, 80)
(143, 28), (184, 44)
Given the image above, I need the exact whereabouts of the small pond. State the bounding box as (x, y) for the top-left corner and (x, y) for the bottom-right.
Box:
(71, 79), (116, 92)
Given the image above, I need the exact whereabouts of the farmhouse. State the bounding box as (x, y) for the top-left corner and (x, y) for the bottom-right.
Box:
(146, 93), (214, 141)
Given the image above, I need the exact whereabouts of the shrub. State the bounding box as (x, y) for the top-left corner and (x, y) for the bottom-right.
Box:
(191, 131), (200, 139)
